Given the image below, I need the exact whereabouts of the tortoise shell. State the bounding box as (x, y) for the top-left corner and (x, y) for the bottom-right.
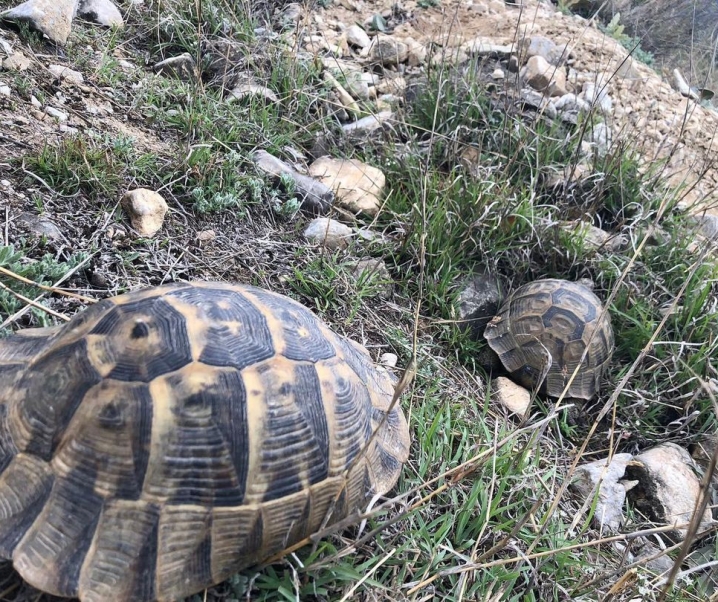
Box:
(0, 281), (410, 602)
(483, 278), (614, 399)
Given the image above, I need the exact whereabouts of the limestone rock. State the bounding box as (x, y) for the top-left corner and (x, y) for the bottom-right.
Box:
(304, 217), (353, 250)
(460, 36), (513, 58)
(570, 454), (633, 533)
(493, 377), (531, 418)
(1, 0), (80, 45)
(308, 156), (385, 216)
(624, 442), (714, 541)
(121, 189), (169, 237)
(342, 111), (393, 137)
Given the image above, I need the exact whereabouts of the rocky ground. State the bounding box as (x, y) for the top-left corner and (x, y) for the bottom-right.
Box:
(1, 0), (718, 600)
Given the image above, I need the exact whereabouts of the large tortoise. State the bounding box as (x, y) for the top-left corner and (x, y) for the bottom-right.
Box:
(484, 278), (614, 399)
(0, 281), (410, 601)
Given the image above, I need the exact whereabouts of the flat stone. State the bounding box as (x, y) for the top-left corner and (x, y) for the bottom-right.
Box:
(342, 110), (393, 136)
(227, 84), (279, 103)
(253, 150), (333, 214)
(154, 53), (198, 80)
(304, 217), (353, 250)
(48, 64), (84, 84)
(2, 52), (32, 71)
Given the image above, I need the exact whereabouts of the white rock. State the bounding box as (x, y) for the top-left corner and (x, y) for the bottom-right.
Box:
(121, 189), (169, 237)
(346, 24), (371, 49)
(48, 64), (84, 85)
(0, 83), (10, 96)
(380, 352), (398, 367)
(2, 52), (32, 71)
(304, 217), (353, 250)
(570, 454), (633, 533)
(45, 106), (68, 121)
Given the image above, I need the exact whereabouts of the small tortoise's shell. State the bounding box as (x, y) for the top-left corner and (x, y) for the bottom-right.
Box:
(0, 282), (410, 602)
(483, 279), (614, 399)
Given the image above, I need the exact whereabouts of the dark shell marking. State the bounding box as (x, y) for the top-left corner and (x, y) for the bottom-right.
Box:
(0, 282), (410, 602)
(484, 279), (614, 399)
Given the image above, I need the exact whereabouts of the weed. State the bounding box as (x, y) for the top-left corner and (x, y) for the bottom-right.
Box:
(0, 245), (88, 334)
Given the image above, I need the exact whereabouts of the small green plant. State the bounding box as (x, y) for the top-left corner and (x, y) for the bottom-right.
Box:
(600, 13), (655, 66)
(0, 245), (88, 334)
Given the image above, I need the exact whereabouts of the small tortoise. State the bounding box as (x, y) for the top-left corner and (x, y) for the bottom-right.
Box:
(484, 278), (614, 399)
(0, 281), (410, 602)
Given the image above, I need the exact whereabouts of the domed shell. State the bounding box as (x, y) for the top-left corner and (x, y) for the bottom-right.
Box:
(0, 281), (410, 602)
(483, 278), (614, 399)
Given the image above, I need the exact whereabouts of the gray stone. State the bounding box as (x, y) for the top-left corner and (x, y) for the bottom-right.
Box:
(253, 150), (333, 214)
(518, 35), (570, 66)
(570, 453), (633, 533)
(350, 258), (392, 297)
(580, 82), (613, 113)
(688, 213), (718, 240)
(18, 213), (64, 240)
(342, 111), (393, 136)
(370, 36), (409, 66)
(45, 106), (67, 121)
(1, 0), (80, 45)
